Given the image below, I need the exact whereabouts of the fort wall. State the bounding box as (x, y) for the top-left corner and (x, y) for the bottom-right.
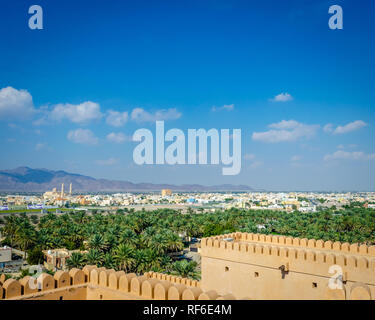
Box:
(200, 232), (375, 300)
(2, 233), (374, 300)
(0, 266), (226, 300)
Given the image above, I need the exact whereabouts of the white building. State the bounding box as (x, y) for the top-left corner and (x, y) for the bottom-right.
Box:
(0, 246), (12, 263)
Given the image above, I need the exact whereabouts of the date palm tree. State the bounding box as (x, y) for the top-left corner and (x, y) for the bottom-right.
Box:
(102, 252), (117, 269)
(89, 234), (107, 251)
(66, 252), (85, 269)
(171, 260), (199, 279)
(134, 249), (149, 274)
(114, 244), (135, 272)
(165, 232), (183, 253)
(2, 215), (19, 248)
(15, 227), (37, 258)
(85, 249), (104, 266)
(151, 234), (169, 255)
(119, 228), (137, 246)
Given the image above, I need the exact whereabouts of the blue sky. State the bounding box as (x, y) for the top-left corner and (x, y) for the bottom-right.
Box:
(0, 0), (374, 191)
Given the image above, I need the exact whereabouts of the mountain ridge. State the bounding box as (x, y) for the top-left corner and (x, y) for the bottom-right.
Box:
(0, 167), (254, 192)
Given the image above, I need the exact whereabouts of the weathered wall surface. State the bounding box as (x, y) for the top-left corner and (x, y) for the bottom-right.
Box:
(1, 266), (224, 300)
(20, 286), (87, 300)
(200, 232), (375, 300)
(2, 268), (88, 300)
(86, 285), (145, 300)
(3, 232), (374, 300)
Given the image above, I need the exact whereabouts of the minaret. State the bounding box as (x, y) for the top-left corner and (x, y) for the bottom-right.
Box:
(61, 183), (64, 198)
(69, 183), (72, 195)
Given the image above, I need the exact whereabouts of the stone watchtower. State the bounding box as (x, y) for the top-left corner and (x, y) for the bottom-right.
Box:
(200, 232), (375, 300)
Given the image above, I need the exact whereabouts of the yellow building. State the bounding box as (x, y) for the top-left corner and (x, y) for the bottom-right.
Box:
(161, 189), (172, 197)
(43, 249), (87, 271)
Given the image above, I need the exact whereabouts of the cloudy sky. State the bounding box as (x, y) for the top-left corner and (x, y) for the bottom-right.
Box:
(1, 0), (375, 191)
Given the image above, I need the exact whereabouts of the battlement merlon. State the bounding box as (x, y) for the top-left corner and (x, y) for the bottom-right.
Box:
(0, 266), (240, 300)
(200, 232), (375, 285)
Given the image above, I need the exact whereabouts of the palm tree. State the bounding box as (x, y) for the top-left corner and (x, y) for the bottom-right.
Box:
(114, 244), (135, 272)
(104, 233), (118, 251)
(66, 252), (85, 269)
(71, 211), (87, 224)
(134, 249), (149, 274)
(85, 249), (104, 266)
(150, 234), (168, 255)
(38, 232), (55, 249)
(102, 253), (117, 269)
(89, 234), (106, 251)
(159, 255), (172, 272)
(119, 229), (137, 246)
(171, 260), (199, 279)
(15, 227), (36, 258)
(165, 232), (183, 253)
(3, 215), (19, 248)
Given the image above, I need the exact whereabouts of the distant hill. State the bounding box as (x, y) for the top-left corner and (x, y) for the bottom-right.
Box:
(0, 167), (254, 192)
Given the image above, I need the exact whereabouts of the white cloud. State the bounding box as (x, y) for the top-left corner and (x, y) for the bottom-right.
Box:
(0, 87), (35, 120)
(269, 120), (300, 130)
(324, 150), (375, 161)
(244, 154), (262, 168)
(106, 110), (128, 127)
(252, 120), (319, 143)
(131, 108), (181, 122)
(337, 144), (357, 150)
(95, 158), (119, 166)
(270, 93), (293, 102)
(50, 101), (103, 124)
(291, 155), (301, 161)
(35, 142), (52, 152)
(67, 128), (98, 145)
(106, 132), (131, 144)
(333, 120), (367, 134)
(35, 143), (45, 151)
(212, 104), (234, 112)
(323, 123), (333, 133)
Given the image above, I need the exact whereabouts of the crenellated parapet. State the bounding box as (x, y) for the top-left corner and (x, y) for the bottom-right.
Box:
(87, 267), (226, 300)
(200, 233), (375, 279)
(201, 233), (375, 283)
(0, 267), (88, 300)
(201, 232), (375, 256)
(200, 232), (375, 300)
(4, 232), (373, 300)
(145, 271), (200, 288)
(0, 266), (234, 300)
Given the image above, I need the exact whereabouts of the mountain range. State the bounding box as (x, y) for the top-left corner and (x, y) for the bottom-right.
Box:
(0, 167), (254, 192)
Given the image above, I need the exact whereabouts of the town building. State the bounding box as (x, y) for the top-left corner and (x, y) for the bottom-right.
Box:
(43, 249), (86, 271)
(161, 189), (172, 197)
(0, 246), (23, 273)
(0, 246), (11, 264)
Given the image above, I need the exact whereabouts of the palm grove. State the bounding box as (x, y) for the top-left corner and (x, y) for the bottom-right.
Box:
(1, 206), (375, 279)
